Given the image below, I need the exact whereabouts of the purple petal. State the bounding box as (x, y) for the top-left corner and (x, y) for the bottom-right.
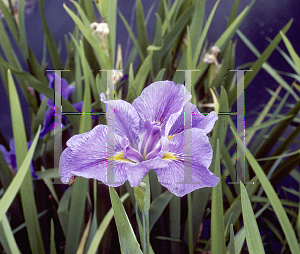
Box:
(127, 157), (168, 187)
(155, 161), (219, 197)
(132, 81), (192, 134)
(166, 103), (218, 137)
(42, 74), (74, 108)
(155, 128), (219, 197)
(1, 139), (37, 178)
(72, 101), (83, 112)
(101, 93), (141, 149)
(139, 120), (162, 158)
(194, 111), (218, 134)
(39, 108), (55, 138)
(122, 137), (143, 163)
(59, 125), (128, 186)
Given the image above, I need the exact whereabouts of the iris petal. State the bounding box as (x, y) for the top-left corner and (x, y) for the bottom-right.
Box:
(155, 128), (219, 196)
(101, 93), (140, 149)
(59, 125), (127, 186)
(167, 103), (218, 137)
(132, 81), (191, 134)
(127, 157), (168, 187)
(122, 137), (143, 163)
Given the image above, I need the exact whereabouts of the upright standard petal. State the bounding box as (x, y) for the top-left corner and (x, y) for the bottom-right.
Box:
(101, 93), (141, 149)
(155, 128), (219, 197)
(59, 125), (128, 186)
(132, 81), (191, 133)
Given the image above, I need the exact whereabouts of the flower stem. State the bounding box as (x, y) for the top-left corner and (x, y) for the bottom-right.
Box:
(142, 210), (150, 254)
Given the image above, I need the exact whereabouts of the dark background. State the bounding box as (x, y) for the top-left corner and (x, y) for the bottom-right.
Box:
(1, 0), (300, 139)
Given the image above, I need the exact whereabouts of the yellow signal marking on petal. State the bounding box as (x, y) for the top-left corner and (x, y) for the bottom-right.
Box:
(162, 152), (179, 161)
(167, 135), (174, 140)
(108, 152), (133, 162)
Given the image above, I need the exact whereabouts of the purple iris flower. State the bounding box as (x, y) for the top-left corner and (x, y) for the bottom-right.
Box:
(0, 139), (38, 179)
(40, 74), (99, 138)
(59, 81), (219, 196)
(40, 73), (75, 138)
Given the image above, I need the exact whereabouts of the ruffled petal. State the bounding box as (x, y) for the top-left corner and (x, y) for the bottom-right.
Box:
(155, 161), (219, 197)
(194, 111), (218, 134)
(132, 81), (191, 134)
(59, 125), (127, 186)
(166, 103), (218, 137)
(155, 128), (219, 196)
(101, 93), (141, 149)
(127, 157), (168, 187)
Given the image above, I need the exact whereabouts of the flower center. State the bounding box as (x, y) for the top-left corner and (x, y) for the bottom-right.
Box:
(139, 120), (162, 161)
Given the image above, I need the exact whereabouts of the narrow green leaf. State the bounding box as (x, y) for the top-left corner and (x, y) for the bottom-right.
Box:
(57, 186), (73, 237)
(149, 190), (173, 232)
(38, 0), (63, 69)
(0, 0), (19, 44)
(160, 5), (194, 58)
(154, 68), (166, 82)
(126, 53), (152, 102)
(255, 99), (300, 164)
(237, 133), (300, 254)
(136, 0), (149, 57)
(211, 140), (226, 254)
(79, 40), (92, 132)
(244, 19), (293, 92)
(170, 196), (180, 254)
(193, 0), (219, 67)
(18, 0), (29, 60)
(215, 2), (254, 51)
(107, 0), (117, 65)
(152, 13), (163, 76)
(0, 17), (22, 71)
(50, 219), (57, 254)
(190, 0), (205, 53)
(82, 0), (96, 22)
(109, 187), (143, 254)
(240, 182), (265, 254)
(234, 227), (245, 254)
(0, 125), (41, 222)
(0, 214), (21, 254)
(0, 147), (13, 191)
(86, 193), (129, 254)
(280, 32), (300, 74)
(227, 0), (240, 28)
(63, 2), (111, 69)
(0, 60), (81, 133)
(184, 187), (210, 249)
(8, 69), (45, 254)
(186, 27), (192, 69)
(27, 48), (48, 85)
(64, 177), (89, 253)
(210, 87), (229, 161)
(236, 29), (299, 102)
(119, 10), (145, 61)
(228, 224), (235, 254)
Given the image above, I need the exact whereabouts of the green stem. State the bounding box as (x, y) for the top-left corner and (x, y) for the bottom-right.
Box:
(142, 210), (150, 254)
(187, 193), (193, 254)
